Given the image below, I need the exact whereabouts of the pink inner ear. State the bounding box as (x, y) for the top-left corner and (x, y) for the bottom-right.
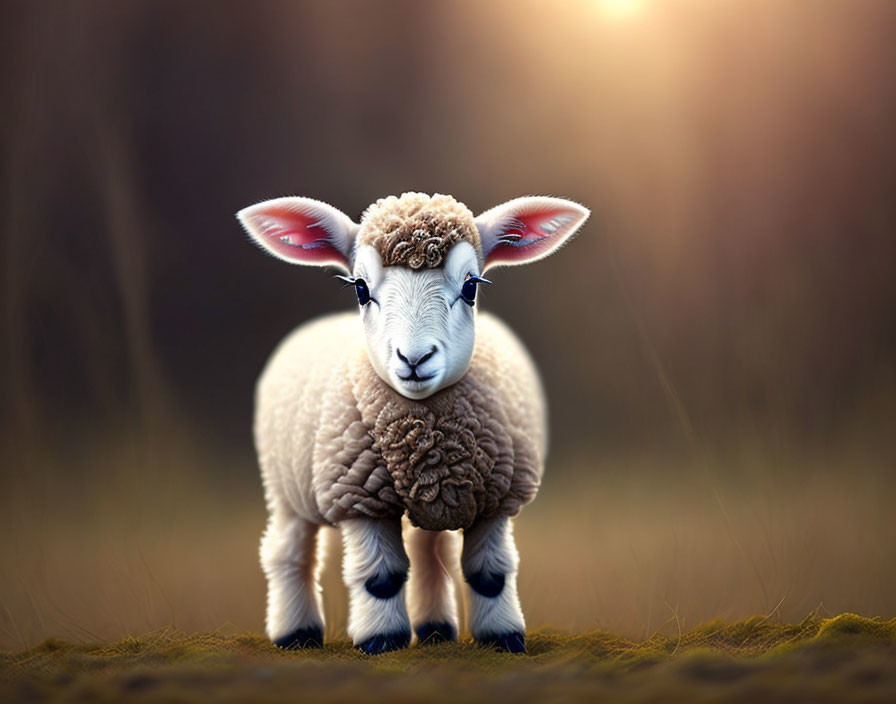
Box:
(247, 205), (346, 265)
(485, 208), (577, 266)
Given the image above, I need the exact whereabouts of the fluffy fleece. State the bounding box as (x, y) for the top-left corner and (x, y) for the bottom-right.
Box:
(356, 193), (481, 270)
(255, 312), (545, 532)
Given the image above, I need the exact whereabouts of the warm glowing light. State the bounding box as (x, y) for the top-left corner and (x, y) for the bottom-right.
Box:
(600, 0), (643, 19)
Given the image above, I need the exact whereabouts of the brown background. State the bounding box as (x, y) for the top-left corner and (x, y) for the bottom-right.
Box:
(1, 0), (894, 648)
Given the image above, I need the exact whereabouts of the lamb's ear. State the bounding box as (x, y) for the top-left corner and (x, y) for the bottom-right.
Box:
(475, 196), (590, 272)
(237, 197), (359, 274)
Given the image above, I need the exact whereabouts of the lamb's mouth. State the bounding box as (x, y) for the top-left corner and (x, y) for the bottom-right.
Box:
(392, 369), (442, 399)
(397, 370), (436, 383)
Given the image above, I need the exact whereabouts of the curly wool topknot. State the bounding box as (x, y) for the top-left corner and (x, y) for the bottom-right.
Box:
(357, 192), (481, 269)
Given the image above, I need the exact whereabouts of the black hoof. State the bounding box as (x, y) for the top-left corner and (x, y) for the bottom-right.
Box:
(355, 631), (411, 655)
(478, 631), (526, 653)
(466, 571), (505, 598)
(273, 626), (324, 650)
(415, 621), (458, 645)
(364, 570), (408, 600)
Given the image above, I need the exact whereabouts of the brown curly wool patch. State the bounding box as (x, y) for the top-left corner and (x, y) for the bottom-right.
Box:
(366, 382), (519, 531)
(357, 193), (481, 269)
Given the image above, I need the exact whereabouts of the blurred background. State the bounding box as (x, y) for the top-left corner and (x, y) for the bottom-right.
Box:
(1, 0), (895, 649)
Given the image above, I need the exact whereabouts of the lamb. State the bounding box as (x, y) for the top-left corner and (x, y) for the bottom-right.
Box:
(237, 192), (589, 655)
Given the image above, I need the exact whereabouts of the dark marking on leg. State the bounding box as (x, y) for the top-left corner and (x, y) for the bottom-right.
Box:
(273, 626), (324, 650)
(364, 570), (407, 599)
(415, 621), (458, 645)
(355, 630), (411, 655)
(466, 570), (505, 598)
(478, 631), (526, 654)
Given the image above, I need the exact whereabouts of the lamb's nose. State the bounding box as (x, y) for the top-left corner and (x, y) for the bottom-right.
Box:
(396, 345), (438, 369)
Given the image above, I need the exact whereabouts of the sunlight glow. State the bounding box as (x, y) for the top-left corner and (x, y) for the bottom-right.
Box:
(600, 0), (644, 19)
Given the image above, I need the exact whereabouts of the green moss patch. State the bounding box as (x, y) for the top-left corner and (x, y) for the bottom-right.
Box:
(2, 614), (895, 703)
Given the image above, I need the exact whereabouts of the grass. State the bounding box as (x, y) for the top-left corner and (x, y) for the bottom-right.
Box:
(2, 614), (895, 703)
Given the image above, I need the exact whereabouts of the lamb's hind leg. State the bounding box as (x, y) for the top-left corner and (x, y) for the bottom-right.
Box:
(260, 511), (326, 648)
(407, 528), (459, 644)
(341, 517), (411, 654)
(461, 516), (526, 653)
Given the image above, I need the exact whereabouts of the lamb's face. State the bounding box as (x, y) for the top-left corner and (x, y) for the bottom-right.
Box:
(238, 193), (590, 400)
(351, 242), (482, 400)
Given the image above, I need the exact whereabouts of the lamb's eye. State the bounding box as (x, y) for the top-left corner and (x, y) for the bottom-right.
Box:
(460, 275), (491, 307)
(335, 274), (373, 306)
(354, 278), (371, 306)
(461, 280), (478, 306)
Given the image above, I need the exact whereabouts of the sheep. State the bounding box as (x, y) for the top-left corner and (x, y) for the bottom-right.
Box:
(237, 192), (589, 654)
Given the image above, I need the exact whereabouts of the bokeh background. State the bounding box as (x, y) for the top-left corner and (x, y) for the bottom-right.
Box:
(2, 0), (895, 649)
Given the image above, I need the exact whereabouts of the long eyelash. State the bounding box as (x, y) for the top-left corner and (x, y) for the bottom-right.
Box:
(334, 274), (358, 289)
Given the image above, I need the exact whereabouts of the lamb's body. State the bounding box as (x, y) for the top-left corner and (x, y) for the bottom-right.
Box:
(256, 312), (546, 532)
(239, 191), (588, 654)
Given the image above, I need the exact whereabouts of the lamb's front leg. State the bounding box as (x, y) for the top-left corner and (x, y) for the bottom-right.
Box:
(461, 516), (526, 653)
(260, 512), (325, 649)
(341, 517), (411, 654)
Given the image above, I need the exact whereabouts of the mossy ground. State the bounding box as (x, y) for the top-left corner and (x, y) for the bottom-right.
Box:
(2, 614), (894, 703)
